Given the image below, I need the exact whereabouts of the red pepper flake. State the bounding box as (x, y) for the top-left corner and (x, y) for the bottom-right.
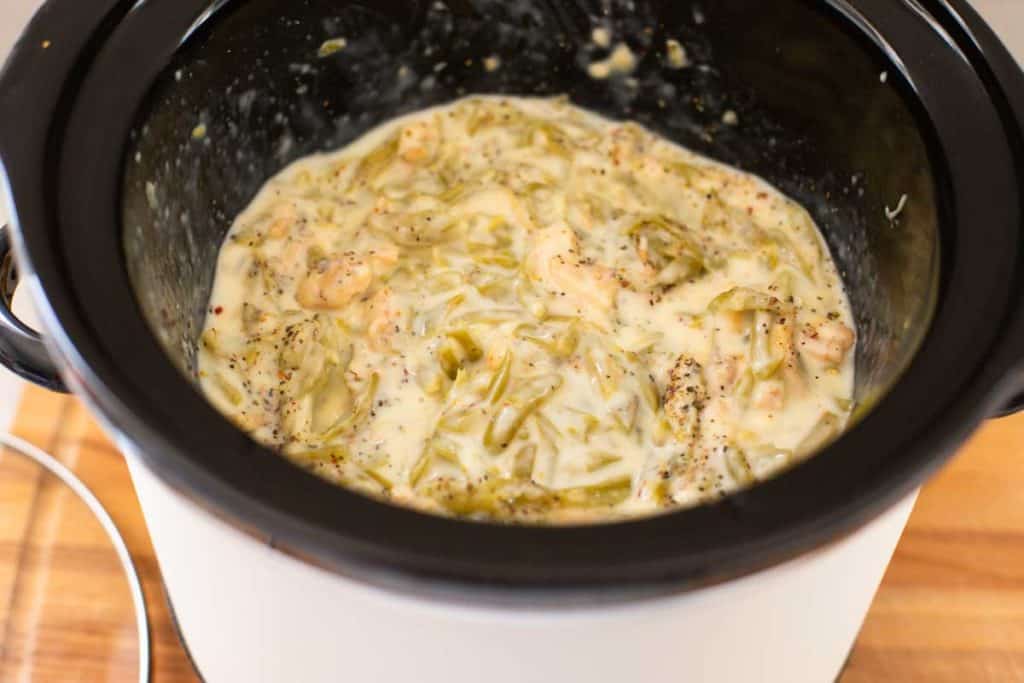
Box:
(214, 306), (224, 315)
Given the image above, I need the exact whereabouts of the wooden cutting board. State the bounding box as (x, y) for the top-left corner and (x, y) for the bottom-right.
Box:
(1, 385), (1023, 681)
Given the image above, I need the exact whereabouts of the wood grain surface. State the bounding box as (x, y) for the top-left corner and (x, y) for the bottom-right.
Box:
(1, 385), (1022, 682)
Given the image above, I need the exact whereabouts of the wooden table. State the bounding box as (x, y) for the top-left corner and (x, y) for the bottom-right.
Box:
(2, 386), (1023, 681)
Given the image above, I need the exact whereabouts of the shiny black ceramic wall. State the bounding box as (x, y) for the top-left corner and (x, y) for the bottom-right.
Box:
(123, 0), (940, 416)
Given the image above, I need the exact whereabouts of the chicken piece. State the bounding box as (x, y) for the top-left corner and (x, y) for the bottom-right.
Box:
(637, 355), (711, 505)
(295, 240), (401, 311)
(704, 347), (747, 394)
(664, 355), (707, 446)
(526, 224), (619, 320)
(398, 118), (441, 164)
(368, 242), (400, 273)
(750, 378), (785, 411)
(365, 286), (405, 351)
(799, 317), (855, 367)
(297, 253), (373, 310)
(267, 203), (298, 239)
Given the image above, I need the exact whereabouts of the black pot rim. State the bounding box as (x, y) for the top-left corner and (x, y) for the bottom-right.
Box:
(1, 0), (1023, 601)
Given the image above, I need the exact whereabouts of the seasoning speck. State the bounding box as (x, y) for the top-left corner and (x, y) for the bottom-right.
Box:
(666, 39), (688, 69)
(483, 55), (501, 73)
(885, 193), (908, 221)
(318, 37), (348, 58)
(587, 43), (637, 80)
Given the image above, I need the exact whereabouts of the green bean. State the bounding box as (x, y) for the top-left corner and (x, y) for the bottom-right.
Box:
(566, 410), (601, 443)
(710, 287), (787, 314)
(519, 322), (579, 359)
(521, 121), (573, 159)
(436, 407), (485, 435)
(751, 310), (784, 379)
(640, 374), (661, 413)
(350, 136), (398, 188)
(358, 466), (395, 492)
(416, 365), (449, 397)
(485, 352), (513, 405)
(622, 216), (704, 286)
(558, 475), (633, 508)
(212, 372), (243, 406)
(734, 368), (755, 398)
(512, 444), (538, 480)
(585, 348), (624, 400)
(586, 451), (623, 473)
(475, 279), (515, 302)
(475, 253), (520, 269)
(410, 436), (465, 487)
(310, 361), (354, 434)
(534, 411), (562, 453)
(438, 182), (466, 203)
(321, 373), (379, 441)
(306, 245), (327, 270)
(723, 445), (755, 487)
(448, 309), (521, 326)
(437, 329), (483, 380)
(200, 329), (224, 356)
(294, 446), (349, 463)
(614, 396), (640, 433)
(425, 270), (463, 294)
(665, 161), (708, 185)
(484, 376), (563, 452)
(744, 444), (792, 480)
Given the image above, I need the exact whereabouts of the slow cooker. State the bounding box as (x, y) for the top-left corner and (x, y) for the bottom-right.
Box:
(1, 0), (1023, 680)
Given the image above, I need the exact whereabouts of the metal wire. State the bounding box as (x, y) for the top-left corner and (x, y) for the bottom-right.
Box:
(0, 432), (151, 683)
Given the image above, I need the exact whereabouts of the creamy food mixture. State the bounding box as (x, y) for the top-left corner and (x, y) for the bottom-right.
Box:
(198, 96), (856, 523)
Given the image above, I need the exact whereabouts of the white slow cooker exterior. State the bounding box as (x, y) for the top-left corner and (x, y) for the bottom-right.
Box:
(123, 440), (916, 683)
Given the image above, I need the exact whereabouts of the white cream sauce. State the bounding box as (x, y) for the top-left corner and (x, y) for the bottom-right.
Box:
(198, 96), (856, 523)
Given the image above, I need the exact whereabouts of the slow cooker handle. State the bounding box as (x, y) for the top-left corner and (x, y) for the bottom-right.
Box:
(0, 225), (68, 393)
(995, 394), (1024, 418)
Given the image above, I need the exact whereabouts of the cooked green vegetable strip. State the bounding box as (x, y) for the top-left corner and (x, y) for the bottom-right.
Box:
(512, 444), (538, 480)
(485, 351), (513, 404)
(212, 373), (243, 406)
(321, 373), (379, 441)
(586, 451), (623, 473)
(351, 136), (398, 187)
(723, 445), (754, 487)
(559, 475), (634, 508)
(310, 361), (354, 434)
(751, 311), (784, 379)
(710, 287), (787, 314)
(484, 376), (563, 452)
